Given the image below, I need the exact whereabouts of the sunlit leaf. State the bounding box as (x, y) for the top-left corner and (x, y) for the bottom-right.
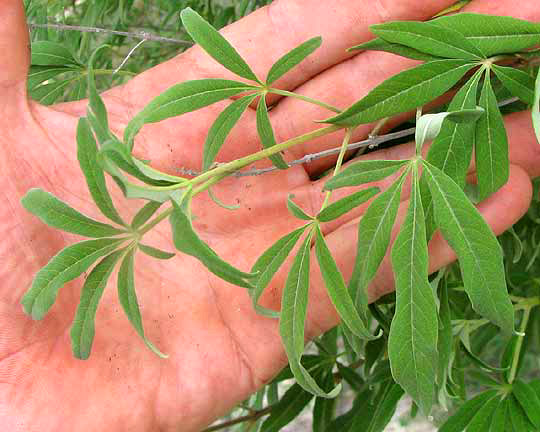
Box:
(317, 187), (379, 222)
(323, 160), (409, 190)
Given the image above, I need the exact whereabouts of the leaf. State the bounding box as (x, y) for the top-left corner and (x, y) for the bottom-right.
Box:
(21, 238), (125, 320)
(266, 36), (322, 85)
(317, 187), (379, 222)
(475, 69), (509, 200)
(348, 170), (408, 325)
(489, 398), (509, 432)
(77, 118), (125, 226)
(138, 244), (175, 260)
(27, 66), (75, 90)
(336, 363), (364, 391)
(422, 71), (482, 239)
(437, 281), (453, 394)
(256, 96), (289, 169)
(415, 108), (484, 154)
(250, 226), (307, 318)
(323, 160), (409, 190)
(131, 202), (162, 230)
(314, 226), (377, 340)
(170, 199), (256, 288)
(287, 195), (313, 221)
(322, 60), (475, 126)
(460, 342), (508, 373)
(513, 380), (540, 428)
(260, 383), (313, 432)
(124, 183), (184, 204)
(348, 38), (441, 61)
(70, 249), (125, 359)
(371, 21), (484, 60)
(21, 188), (125, 238)
(180, 8), (260, 83)
(388, 166), (438, 415)
(465, 395), (500, 431)
(492, 65), (535, 105)
(31, 41), (79, 66)
(131, 158), (188, 183)
(533, 68), (540, 145)
(124, 79), (257, 148)
(117, 249), (167, 358)
(508, 394), (536, 431)
(313, 370), (338, 432)
(87, 46), (112, 145)
(203, 93), (259, 171)
(422, 162), (514, 334)
(438, 390), (498, 432)
(434, 13), (540, 56)
(280, 232), (341, 398)
(30, 79), (72, 105)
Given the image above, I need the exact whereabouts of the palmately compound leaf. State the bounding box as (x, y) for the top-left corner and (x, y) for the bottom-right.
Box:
(77, 118), (125, 226)
(492, 65), (535, 105)
(266, 36), (322, 85)
(87, 46), (113, 144)
(203, 93), (259, 171)
(532, 67), (540, 145)
(317, 187), (379, 222)
(124, 79), (257, 149)
(434, 13), (540, 56)
(31, 40), (80, 66)
(370, 20), (485, 60)
(138, 243), (175, 260)
(287, 195), (313, 221)
(388, 165), (438, 415)
(256, 96), (289, 169)
(280, 231), (342, 398)
(323, 160), (409, 190)
(21, 238), (126, 320)
(70, 249), (125, 359)
(475, 69), (509, 200)
(322, 60), (475, 126)
(118, 249), (167, 358)
(131, 202), (162, 229)
(21, 188), (126, 238)
(250, 225), (308, 318)
(180, 8), (260, 83)
(348, 38), (441, 61)
(170, 199), (256, 288)
(422, 161), (514, 334)
(512, 380), (540, 428)
(260, 383), (314, 432)
(348, 169), (409, 324)
(314, 226), (376, 340)
(439, 390), (498, 432)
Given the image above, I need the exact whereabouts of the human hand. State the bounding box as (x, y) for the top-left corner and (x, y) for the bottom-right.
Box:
(0, 0), (538, 431)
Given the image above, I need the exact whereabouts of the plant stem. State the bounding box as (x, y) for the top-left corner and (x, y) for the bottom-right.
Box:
(508, 307), (531, 384)
(268, 88), (342, 113)
(138, 206), (174, 235)
(201, 406), (273, 432)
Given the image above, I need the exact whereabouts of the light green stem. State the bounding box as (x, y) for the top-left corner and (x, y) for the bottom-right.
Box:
(268, 88), (342, 113)
(508, 307), (531, 384)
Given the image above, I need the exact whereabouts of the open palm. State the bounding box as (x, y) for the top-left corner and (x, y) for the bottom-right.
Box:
(1, 0), (539, 431)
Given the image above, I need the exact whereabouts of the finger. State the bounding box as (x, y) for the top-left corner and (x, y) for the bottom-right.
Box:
(0, 0), (29, 98)
(269, 0), (540, 176)
(305, 163), (533, 336)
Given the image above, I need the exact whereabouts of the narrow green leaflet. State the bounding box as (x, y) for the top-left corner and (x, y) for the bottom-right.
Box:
(475, 70), (509, 200)
(256, 96), (289, 169)
(280, 232), (341, 398)
(287, 195), (313, 221)
(250, 226), (307, 318)
(21, 238), (125, 320)
(260, 383), (314, 432)
(313, 371), (338, 432)
(27, 66), (75, 90)
(434, 13), (540, 56)
(348, 38), (440, 61)
(323, 60), (475, 126)
(513, 380), (540, 428)
(124, 79), (257, 148)
(117, 249), (167, 358)
(317, 187), (379, 222)
(31, 41), (79, 66)
(131, 202), (162, 229)
(131, 158), (188, 183)
(508, 394), (536, 431)
(533, 68), (540, 145)
(465, 396), (500, 431)
(490, 398), (509, 432)
(349, 169), (408, 321)
(87, 46), (112, 145)
(422, 162), (514, 333)
(437, 281), (453, 394)
(180, 8), (260, 83)
(138, 244), (175, 260)
(21, 188), (125, 238)
(170, 200), (256, 288)
(124, 182), (184, 204)
(371, 21), (484, 60)
(77, 118), (125, 226)
(492, 65), (535, 105)
(388, 166), (438, 415)
(439, 390), (498, 432)
(203, 93), (259, 171)
(70, 249), (125, 359)
(266, 36), (322, 85)
(323, 160), (409, 190)
(314, 225), (377, 340)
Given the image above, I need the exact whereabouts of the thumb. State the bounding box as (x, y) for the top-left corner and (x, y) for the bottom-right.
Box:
(0, 1), (29, 93)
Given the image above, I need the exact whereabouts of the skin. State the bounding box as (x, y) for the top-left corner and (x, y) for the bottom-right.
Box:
(0, 0), (539, 430)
